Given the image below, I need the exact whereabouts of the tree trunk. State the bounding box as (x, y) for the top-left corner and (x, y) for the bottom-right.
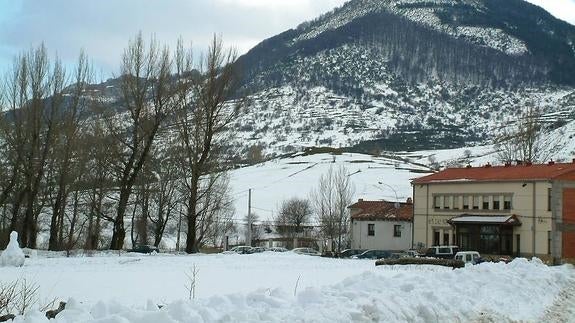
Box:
(111, 185), (133, 249)
(185, 189), (199, 253)
(66, 191), (80, 251)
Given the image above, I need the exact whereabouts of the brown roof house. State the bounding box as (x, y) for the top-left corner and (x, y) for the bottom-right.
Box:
(412, 160), (575, 263)
(349, 199), (413, 252)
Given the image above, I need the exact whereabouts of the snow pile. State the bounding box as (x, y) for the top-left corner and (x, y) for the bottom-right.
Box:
(0, 231), (25, 267)
(8, 257), (575, 322)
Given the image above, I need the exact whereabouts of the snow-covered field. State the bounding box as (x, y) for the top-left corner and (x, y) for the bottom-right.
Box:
(1, 252), (574, 322)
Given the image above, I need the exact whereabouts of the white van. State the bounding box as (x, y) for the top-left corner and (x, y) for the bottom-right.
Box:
(454, 251), (481, 264)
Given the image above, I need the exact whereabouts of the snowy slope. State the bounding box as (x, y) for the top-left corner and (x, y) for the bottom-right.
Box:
(226, 139), (574, 224)
(232, 81), (575, 157)
(228, 152), (431, 223)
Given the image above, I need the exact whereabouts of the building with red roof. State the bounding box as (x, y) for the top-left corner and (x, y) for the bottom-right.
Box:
(412, 160), (575, 263)
(349, 199), (413, 251)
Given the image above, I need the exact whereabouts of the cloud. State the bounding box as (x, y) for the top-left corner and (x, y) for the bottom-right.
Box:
(0, 0), (348, 76)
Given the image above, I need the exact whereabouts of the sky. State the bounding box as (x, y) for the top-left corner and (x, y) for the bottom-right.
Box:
(0, 0), (574, 78)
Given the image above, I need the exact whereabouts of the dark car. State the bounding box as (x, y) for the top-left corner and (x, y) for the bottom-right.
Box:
(353, 249), (392, 260)
(338, 249), (366, 258)
(130, 245), (159, 254)
(229, 246), (254, 254)
(252, 247), (267, 253)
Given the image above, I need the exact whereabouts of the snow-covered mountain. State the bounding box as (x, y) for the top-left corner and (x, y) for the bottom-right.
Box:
(230, 0), (575, 157)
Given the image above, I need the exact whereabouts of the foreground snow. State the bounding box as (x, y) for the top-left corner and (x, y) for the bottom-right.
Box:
(1, 252), (573, 322)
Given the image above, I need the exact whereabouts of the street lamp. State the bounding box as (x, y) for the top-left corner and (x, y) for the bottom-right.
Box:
(377, 181), (400, 209)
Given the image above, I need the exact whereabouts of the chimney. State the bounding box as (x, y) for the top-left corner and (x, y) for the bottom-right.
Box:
(484, 163), (492, 168)
(572, 158), (575, 164)
(548, 160), (555, 166)
(358, 199), (363, 202)
(406, 197), (413, 204)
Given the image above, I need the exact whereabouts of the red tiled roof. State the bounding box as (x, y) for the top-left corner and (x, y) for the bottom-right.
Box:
(412, 162), (575, 184)
(348, 200), (413, 221)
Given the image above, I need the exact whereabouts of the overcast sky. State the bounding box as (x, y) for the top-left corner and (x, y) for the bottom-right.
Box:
(0, 0), (574, 78)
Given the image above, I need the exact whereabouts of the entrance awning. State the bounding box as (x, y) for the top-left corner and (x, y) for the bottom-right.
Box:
(448, 214), (521, 226)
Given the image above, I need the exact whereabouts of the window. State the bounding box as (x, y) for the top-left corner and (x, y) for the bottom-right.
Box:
(493, 196), (500, 210)
(472, 196), (480, 209)
(434, 196), (441, 209)
(482, 196), (490, 209)
(368, 224), (375, 236)
(394, 225), (401, 237)
(548, 188), (552, 211)
(453, 196), (460, 210)
(438, 247), (451, 254)
(504, 196), (512, 210)
(443, 196), (450, 209)
(463, 196), (469, 209)
(443, 232), (450, 245)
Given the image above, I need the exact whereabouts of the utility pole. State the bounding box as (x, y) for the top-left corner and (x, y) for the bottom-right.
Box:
(247, 188), (252, 246)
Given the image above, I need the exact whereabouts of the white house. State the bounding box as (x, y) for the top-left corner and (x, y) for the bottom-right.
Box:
(349, 199), (413, 251)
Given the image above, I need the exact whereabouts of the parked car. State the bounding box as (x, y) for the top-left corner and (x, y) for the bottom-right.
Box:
(292, 248), (321, 256)
(390, 252), (411, 259)
(454, 251), (482, 264)
(404, 249), (421, 258)
(130, 245), (159, 254)
(251, 247), (267, 253)
(229, 246), (254, 254)
(353, 249), (392, 260)
(268, 247), (288, 252)
(424, 246), (460, 259)
(338, 249), (366, 258)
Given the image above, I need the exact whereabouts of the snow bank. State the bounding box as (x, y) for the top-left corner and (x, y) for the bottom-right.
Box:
(8, 257), (574, 322)
(0, 231), (25, 267)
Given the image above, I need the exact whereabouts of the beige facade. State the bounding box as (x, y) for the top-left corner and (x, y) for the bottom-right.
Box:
(413, 180), (553, 257)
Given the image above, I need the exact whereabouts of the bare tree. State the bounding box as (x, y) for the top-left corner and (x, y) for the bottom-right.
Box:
(172, 35), (241, 253)
(47, 52), (92, 250)
(310, 165), (354, 253)
(108, 33), (178, 250)
(275, 197), (311, 248)
(148, 149), (181, 247)
(0, 45), (67, 248)
(193, 173), (235, 248)
(83, 118), (115, 250)
(496, 103), (562, 164)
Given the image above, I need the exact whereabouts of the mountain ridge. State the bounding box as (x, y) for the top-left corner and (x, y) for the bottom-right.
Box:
(228, 0), (575, 158)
